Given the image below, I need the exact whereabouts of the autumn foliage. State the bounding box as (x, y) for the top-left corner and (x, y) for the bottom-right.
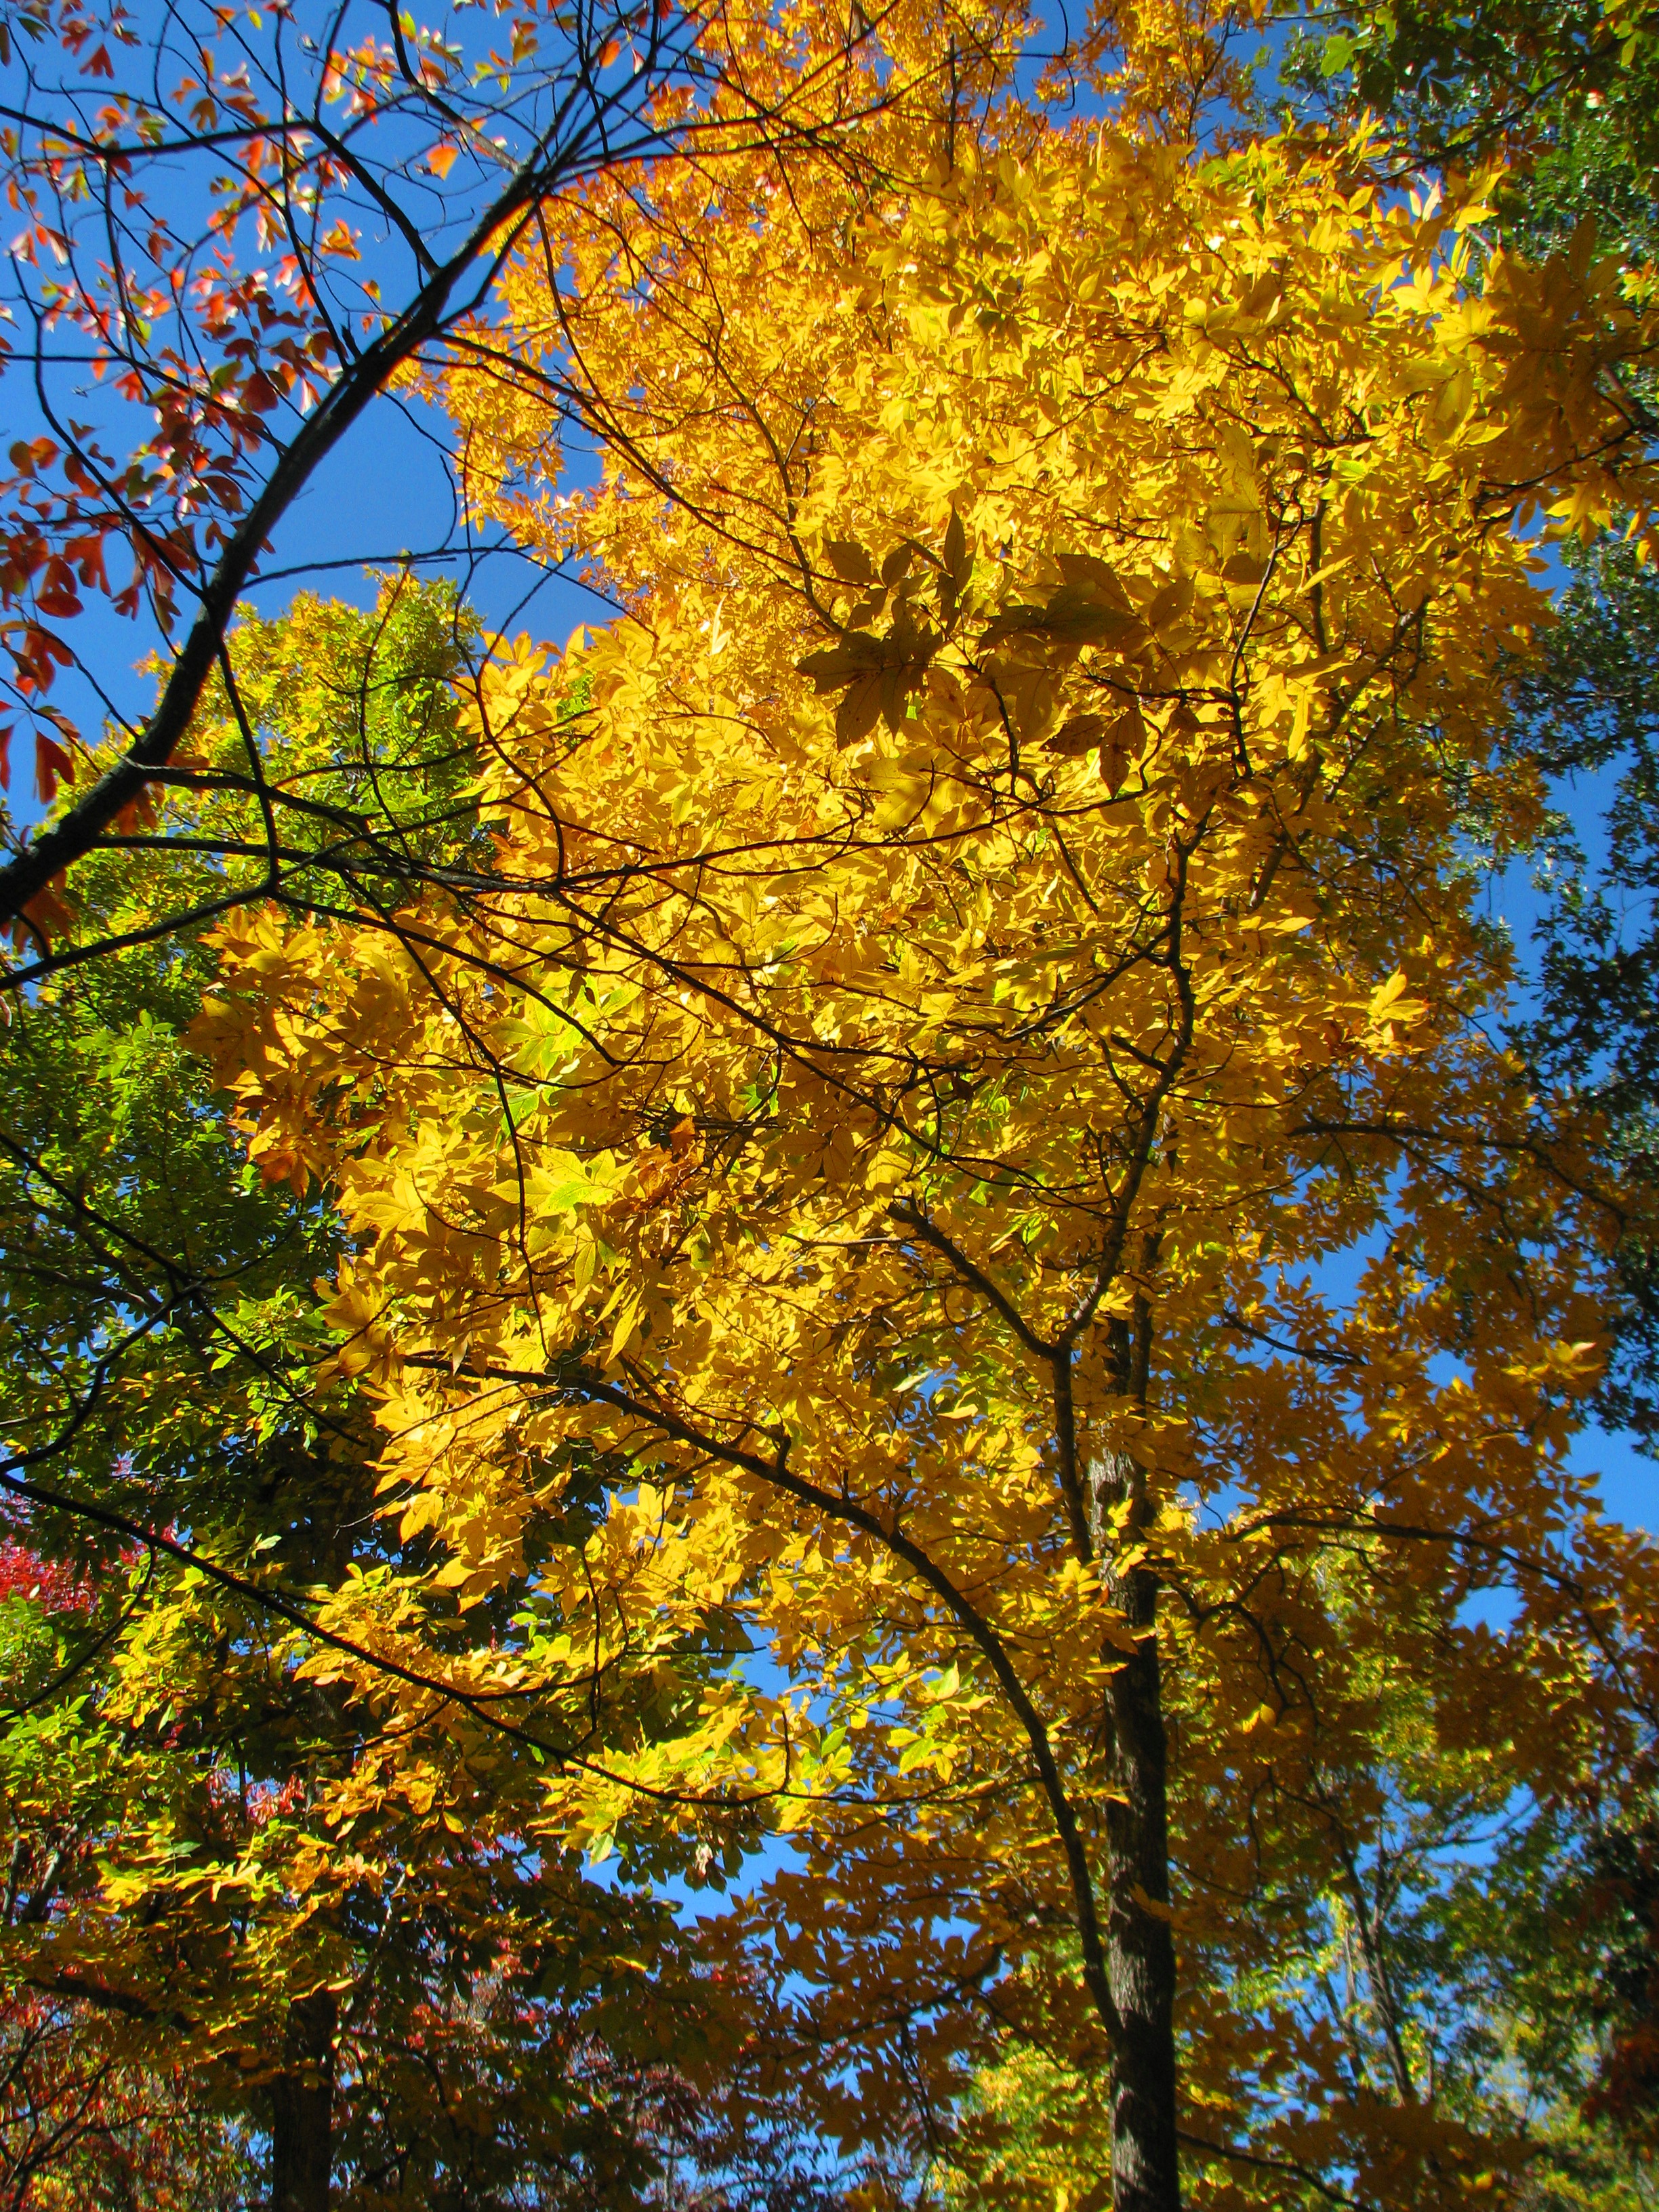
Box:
(0, 0), (994, 951)
(1, 0), (1658, 2200)
(175, 84), (1659, 2209)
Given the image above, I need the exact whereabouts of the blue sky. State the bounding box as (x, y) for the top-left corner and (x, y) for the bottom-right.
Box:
(5, 19), (1652, 1548)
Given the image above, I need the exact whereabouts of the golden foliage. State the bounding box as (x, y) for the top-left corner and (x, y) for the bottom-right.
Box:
(194, 89), (1659, 2204)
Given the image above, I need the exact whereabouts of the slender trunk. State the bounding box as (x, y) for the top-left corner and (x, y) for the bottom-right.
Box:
(271, 1990), (335, 2212)
(1092, 1450), (1180, 2212)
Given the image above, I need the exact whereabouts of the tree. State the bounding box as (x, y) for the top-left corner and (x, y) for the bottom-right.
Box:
(0, 579), (756, 2211)
(1277, 19), (1659, 2177)
(0, 1990), (259, 2211)
(935, 1667), (1659, 2211)
(1286, 0), (1659, 1467)
(1276, 0), (1659, 173)
(190, 87), (1659, 2212)
(0, 1549), (262, 2212)
(0, 0), (1011, 953)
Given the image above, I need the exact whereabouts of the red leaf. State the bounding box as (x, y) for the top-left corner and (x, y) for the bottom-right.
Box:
(7, 438), (56, 477)
(34, 733), (74, 803)
(66, 535), (110, 592)
(0, 726), (10, 788)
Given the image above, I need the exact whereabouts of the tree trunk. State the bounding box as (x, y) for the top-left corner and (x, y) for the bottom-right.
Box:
(271, 1990), (335, 2212)
(1092, 1451), (1181, 2212)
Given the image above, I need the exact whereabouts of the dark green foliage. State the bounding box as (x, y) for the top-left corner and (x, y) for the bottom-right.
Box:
(1278, 0), (1659, 182)
(1513, 541), (1659, 1443)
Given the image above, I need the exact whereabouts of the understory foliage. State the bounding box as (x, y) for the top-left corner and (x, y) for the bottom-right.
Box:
(179, 59), (1659, 2210)
(0, 1988), (259, 2212)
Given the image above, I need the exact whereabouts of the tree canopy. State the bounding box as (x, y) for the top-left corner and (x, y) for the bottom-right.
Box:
(189, 84), (1659, 2211)
(5, 1), (1659, 2207)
